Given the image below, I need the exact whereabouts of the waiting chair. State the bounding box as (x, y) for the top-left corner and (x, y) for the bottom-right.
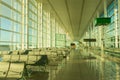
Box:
(26, 55), (49, 73)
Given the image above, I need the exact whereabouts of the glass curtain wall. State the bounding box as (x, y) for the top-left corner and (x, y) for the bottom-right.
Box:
(0, 0), (22, 50)
(42, 11), (47, 47)
(23, 0), (28, 49)
(28, 0), (38, 48)
(105, 0), (115, 48)
(51, 18), (56, 47)
(84, 0), (118, 49)
(46, 13), (51, 47)
(0, 0), (68, 51)
(104, 0), (118, 48)
(55, 24), (66, 48)
(38, 3), (42, 48)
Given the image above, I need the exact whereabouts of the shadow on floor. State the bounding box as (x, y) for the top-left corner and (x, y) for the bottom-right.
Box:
(28, 71), (49, 80)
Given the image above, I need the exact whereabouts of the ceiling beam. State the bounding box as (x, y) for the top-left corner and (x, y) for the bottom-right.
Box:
(80, 0), (102, 39)
(78, 0), (85, 37)
(65, 0), (74, 38)
(47, 0), (74, 40)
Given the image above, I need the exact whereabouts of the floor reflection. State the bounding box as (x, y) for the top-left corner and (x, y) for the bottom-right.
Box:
(83, 49), (120, 80)
(54, 48), (120, 80)
(1, 48), (120, 80)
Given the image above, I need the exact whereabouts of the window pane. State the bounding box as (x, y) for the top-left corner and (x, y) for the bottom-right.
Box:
(0, 4), (12, 18)
(1, 0), (12, 6)
(1, 18), (12, 30)
(0, 30), (12, 41)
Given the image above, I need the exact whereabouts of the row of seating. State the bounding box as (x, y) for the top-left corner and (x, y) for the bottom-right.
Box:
(0, 62), (24, 80)
(2, 54), (41, 64)
(0, 47), (70, 80)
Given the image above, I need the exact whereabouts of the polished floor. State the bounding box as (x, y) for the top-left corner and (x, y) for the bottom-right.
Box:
(27, 49), (120, 80)
(53, 49), (97, 80)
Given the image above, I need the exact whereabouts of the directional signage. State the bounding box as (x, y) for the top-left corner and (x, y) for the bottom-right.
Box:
(83, 39), (96, 42)
(95, 17), (111, 26)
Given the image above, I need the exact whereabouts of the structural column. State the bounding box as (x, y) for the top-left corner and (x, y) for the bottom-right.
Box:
(99, 1), (107, 80)
(21, 0), (25, 49)
(118, 0), (120, 48)
(101, 0), (107, 56)
(114, 0), (118, 48)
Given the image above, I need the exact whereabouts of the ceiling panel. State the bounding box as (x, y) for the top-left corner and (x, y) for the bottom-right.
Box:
(67, 0), (84, 37)
(78, 0), (100, 38)
(49, 0), (73, 37)
(41, 0), (113, 41)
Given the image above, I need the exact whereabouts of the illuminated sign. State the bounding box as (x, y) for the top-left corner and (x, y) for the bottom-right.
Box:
(95, 17), (111, 26)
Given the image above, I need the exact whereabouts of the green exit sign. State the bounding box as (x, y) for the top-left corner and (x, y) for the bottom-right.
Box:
(95, 17), (111, 26)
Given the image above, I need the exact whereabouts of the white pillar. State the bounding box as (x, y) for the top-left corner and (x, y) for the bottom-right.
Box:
(100, 1), (107, 80)
(118, 0), (120, 48)
(21, 0), (25, 50)
(26, 0), (29, 49)
(114, 8), (118, 48)
(96, 12), (101, 48)
(103, 0), (107, 48)
(114, 0), (118, 48)
(101, 0), (107, 56)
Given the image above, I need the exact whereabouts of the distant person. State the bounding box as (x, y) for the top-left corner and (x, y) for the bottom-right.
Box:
(70, 43), (76, 50)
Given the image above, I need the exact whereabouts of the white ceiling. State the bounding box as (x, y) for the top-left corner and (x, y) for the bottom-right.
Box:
(40, 0), (112, 41)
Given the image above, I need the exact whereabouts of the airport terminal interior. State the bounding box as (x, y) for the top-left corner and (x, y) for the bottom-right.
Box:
(0, 0), (120, 80)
